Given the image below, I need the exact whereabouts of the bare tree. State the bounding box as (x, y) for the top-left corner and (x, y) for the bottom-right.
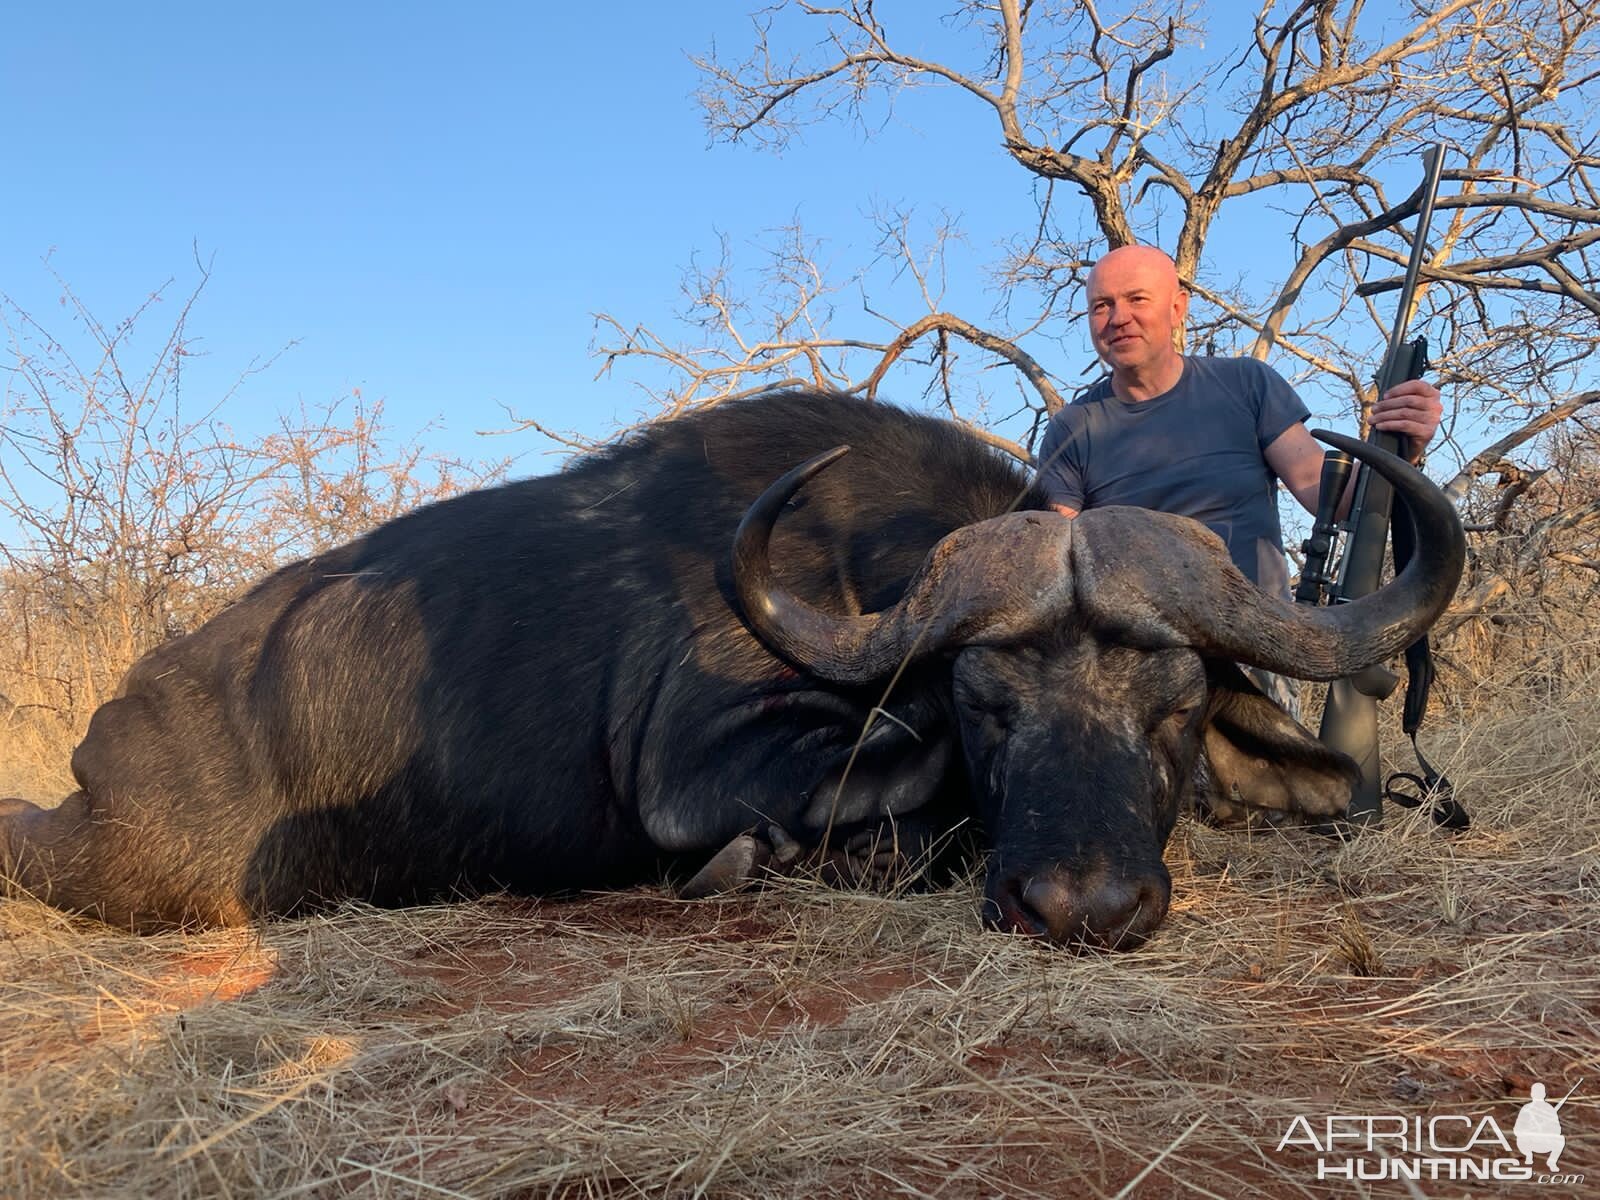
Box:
(685, 1), (1598, 423)
(562, 217), (1067, 461)
(561, 0), (1599, 642)
(586, 5), (1596, 422)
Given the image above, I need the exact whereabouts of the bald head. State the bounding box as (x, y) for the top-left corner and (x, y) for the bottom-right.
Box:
(1085, 246), (1189, 396)
(1089, 245), (1182, 294)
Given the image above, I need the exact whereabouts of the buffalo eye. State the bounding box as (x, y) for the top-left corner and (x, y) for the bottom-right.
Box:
(1155, 698), (1203, 733)
(957, 690), (1008, 726)
(953, 678), (1011, 733)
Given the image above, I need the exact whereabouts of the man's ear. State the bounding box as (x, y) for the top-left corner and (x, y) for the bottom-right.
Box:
(1171, 287), (1190, 352)
(1196, 662), (1357, 826)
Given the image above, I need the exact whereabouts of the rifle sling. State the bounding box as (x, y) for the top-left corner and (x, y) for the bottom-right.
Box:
(1384, 492), (1470, 830)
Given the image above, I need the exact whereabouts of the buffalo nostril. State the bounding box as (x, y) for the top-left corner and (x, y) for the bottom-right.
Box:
(1020, 873), (1088, 943)
(1011, 867), (1171, 950)
(1082, 871), (1171, 949)
(1089, 877), (1169, 949)
(984, 876), (1050, 937)
(986, 867), (1172, 949)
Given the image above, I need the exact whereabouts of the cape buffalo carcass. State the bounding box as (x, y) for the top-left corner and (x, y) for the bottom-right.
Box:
(0, 390), (1464, 948)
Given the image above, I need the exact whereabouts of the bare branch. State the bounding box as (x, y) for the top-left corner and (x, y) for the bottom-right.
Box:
(1443, 391), (1600, 502)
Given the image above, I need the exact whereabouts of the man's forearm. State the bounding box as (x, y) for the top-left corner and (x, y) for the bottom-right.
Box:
(1325, 436), (1424, 520)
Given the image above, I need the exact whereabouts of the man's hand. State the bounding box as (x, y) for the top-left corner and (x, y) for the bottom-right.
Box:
(1370, 379), (1442, 463)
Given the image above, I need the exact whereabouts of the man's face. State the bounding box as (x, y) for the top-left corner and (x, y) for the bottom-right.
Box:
(1086, 249), (1189, 374)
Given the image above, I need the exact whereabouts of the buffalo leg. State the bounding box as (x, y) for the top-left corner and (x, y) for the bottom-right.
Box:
(677, 808), (968, 899)
(1, 792), (250, 929)
(817, 815), (950, 889)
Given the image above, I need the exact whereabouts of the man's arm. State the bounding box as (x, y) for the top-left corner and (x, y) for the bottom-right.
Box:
(1035, 407), (1086, 520)
(1266, 379), (1443, 517)
(1266, 423), (1355, 518)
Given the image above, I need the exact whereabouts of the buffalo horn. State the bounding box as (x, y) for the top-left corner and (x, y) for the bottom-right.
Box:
(732, 447), (1075, 682)
(1068, 430), (1465, 680)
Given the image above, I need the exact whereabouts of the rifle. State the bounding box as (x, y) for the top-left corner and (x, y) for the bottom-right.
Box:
(1551, 1079), (1583, 1112)
(1296, 143), (1466, 830)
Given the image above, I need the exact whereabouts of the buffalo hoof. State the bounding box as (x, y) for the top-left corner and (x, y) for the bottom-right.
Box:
(678, 832), (776, 899)
(679, 822), (813, 899)
(679, 818), (935, 899)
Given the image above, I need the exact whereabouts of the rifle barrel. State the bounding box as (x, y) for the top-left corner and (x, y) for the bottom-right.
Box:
(1551, 1078), (1583, 1111)
(1380, 145), (1446, 390)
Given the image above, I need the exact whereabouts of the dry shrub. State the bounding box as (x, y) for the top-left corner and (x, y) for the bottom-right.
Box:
(0, 274), (500, 798)
(1434, 419), (1600, 711)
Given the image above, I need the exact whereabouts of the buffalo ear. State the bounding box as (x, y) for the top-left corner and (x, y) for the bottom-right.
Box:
(1195, 663), (1357, 827)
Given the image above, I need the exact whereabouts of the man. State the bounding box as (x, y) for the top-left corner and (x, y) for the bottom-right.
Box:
(1037, 245), (1442, 603)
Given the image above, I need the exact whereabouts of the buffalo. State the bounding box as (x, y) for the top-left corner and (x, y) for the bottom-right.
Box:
(0, 391), (1464, 948)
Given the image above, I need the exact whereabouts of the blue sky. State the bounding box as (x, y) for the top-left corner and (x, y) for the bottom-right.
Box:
(3, 4), (1063, 478)
(4, 2), (1514, 502)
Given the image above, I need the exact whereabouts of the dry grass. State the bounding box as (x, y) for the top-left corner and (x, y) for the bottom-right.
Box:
(3, 677), (1599, 1198)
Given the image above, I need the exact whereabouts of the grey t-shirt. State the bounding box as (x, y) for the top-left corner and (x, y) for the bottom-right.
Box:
(1036, 356), (1310, 596)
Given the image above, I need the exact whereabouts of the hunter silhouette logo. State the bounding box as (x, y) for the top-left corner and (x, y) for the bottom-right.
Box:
(1276, 1079), (1584, 1185)
(1515, 1081), (1577, 1171)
